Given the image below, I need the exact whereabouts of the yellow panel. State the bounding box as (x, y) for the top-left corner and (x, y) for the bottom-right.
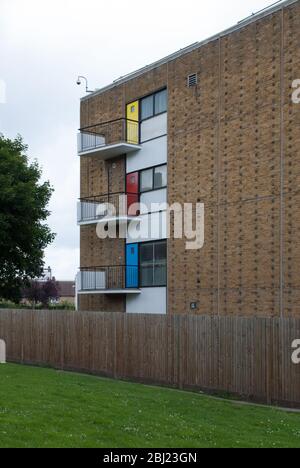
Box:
(126, 101), (139, 144)
(127, 101), (139, 121)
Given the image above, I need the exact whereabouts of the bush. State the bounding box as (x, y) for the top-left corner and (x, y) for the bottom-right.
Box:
(0, 300), (75, 311)
(48, 301), (75, 311)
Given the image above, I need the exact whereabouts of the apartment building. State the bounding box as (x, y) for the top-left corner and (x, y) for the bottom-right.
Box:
(77, 0), (300, 316)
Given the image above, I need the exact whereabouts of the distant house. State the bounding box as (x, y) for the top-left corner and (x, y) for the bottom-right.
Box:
(57, 281), (75, 304)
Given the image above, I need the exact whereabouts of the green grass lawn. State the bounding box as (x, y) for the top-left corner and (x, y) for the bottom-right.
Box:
(0, 364), (299, 448)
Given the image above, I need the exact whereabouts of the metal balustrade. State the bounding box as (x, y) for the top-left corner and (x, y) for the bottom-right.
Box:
(78, 266), (139, 292)
(79, 133), (105, 152)
(77, 192), (139, 224)
(78, 118), (140, 154)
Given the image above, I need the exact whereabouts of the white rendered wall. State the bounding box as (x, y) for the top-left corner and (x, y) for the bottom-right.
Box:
(126, 135), (167, 174)
(140, 188), (167, 214)
(127, 211), (167, 244)
(140, 113), (167, 143)
(126, 287), (167, 314)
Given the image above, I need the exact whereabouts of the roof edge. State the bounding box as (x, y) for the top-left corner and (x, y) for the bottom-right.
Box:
(81, 0), (298, 102)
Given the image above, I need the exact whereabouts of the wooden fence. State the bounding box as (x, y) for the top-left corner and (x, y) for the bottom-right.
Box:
(0, 309), (300, 407)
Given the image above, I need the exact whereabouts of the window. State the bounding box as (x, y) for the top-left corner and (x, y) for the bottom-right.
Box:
(141, 95), (153, 120)
(140, 89), (167, 121)
(140, 168), (153, 192)
(140, 164), (167, 193)
(140, 241), (167, 287)
(155, 90), (167, 114)
(154, 165), (167, 189)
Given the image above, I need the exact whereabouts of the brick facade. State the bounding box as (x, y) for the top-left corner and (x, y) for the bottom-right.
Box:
(79, 0), (300, 316)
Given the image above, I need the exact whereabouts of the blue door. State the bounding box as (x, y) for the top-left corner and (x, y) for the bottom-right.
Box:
(126, 244), (139, 288)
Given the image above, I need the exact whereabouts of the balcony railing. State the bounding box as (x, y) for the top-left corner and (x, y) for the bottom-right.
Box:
(78, 118), (141, 159)
(77, 192), (140, 224)
(78, 266), (139, 293)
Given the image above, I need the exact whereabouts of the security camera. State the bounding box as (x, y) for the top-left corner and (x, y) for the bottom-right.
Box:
(76, 75), (93, 93)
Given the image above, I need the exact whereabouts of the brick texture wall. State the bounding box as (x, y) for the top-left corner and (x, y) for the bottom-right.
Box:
(79, 1), (300, 316)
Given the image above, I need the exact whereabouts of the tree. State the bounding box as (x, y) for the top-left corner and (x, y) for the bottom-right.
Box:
(40, 278), (60, 307)
(23, 279), (60, 308)
(22, 280), (43, 307)
(0, 135), (55, 302)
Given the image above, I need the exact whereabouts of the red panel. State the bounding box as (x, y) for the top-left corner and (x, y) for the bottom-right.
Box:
(127, 193), (139, 216)
(126, 172), (139, 216)
(126, 172), (139, 194)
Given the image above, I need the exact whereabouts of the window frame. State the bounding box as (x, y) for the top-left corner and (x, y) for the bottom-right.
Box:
(154, 89), (168, 116)
(140, 94), (154, 121)
(140, 88), (167, 122)
(140, 167), (154, 193)
(153, 164), (167, 190)
(139, 240), (167, 288)
(139, 164), (167, 194)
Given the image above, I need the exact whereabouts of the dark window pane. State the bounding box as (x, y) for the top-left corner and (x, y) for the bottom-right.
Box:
(140, 168), (153, 192)
(155, 89), (167, 114)
(154, 241), (167, 261)
(140, 243), (154, 264)
(154, 264), (167, 286)
(139, 241), (167, 287)
(141, 265), (154, 287)
(154, 165), (167, 189)
(141, 95), (154, 120)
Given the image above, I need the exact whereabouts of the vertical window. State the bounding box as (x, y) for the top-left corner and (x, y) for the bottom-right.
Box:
(153, 241), (167, 286)
(154, 89), (167, 114)
(140, 168), (153, 192)
(140, 241), (167, 287)
(154, 165), (167, 189)
(140, 243), (154, 287)
(141, 95), (154, 120)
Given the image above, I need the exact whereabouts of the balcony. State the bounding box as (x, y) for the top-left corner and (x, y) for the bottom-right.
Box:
(77, 266), (141, 295)
(77, 192), (140, 226)
(78, 118), (142, 160)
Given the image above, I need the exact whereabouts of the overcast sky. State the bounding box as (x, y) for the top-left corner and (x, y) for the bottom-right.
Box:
(0, 0), (279, 280)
